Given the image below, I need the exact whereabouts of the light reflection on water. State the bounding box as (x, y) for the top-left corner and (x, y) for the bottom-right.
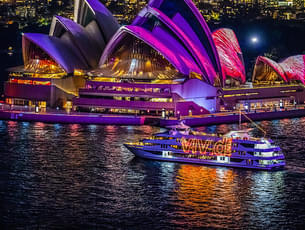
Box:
(0, 120), (305, 229)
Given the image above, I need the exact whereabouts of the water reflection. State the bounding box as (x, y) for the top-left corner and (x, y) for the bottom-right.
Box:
(173, 165), (243, 228)
(7, 120), (18, 140)
(0, 120), (305, 229)
(172, 164), (293, 228)
(159, 162), (176, 194)
(247, 171), (287, 227)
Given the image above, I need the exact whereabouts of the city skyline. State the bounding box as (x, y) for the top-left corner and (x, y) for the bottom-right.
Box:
(0, 0), (304, 29)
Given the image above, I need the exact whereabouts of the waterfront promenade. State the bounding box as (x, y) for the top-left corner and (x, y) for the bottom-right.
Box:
(1, 103), (305, 127)
(0, 104), (145, 126)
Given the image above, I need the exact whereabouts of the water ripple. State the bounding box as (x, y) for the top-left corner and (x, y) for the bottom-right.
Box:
(0, 120), (304, 229)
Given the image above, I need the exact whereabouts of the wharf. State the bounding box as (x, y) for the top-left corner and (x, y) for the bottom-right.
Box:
(160, 108), (305, 127)
(1, 104), (305, 127)
(0, 109), (144, 126)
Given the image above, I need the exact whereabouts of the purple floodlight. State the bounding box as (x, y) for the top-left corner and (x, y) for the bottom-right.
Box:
(171, 78), (218, 113)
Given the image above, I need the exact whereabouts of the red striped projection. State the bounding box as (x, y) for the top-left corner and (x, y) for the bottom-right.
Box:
(280, 55), (305, 84)
(212, 28), (246, 83)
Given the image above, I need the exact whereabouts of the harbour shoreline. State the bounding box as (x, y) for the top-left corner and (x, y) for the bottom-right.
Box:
(1, 105), (305, 127)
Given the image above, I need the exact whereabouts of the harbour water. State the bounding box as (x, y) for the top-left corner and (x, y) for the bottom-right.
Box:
(0, 119), (305, 229)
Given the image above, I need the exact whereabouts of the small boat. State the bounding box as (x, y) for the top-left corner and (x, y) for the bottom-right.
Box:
(124, 120), (285, 170)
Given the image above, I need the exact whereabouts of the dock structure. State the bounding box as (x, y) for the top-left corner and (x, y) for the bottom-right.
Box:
(1, 104), (305, 127)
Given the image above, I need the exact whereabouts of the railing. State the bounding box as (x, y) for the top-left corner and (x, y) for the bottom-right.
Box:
(253, 152), (282, 157)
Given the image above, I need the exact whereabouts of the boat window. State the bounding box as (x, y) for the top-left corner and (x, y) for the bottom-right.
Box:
(230, 158), (244, 163)
(144, 143), (158, 146)
(147, 150), (162, 155)
(240, 143), (255, 148)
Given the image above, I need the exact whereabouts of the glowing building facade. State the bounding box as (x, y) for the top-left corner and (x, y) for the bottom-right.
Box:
(4, 0), (305, 116)
(74, 0), (227, 116)
(223, 55), (305, 111)
(5, 0), (119, 108)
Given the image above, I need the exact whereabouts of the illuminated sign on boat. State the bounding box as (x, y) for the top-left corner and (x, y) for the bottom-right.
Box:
(181, 137), (232, 157)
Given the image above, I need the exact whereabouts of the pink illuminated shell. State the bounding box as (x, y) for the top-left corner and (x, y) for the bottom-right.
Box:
(280, 55), (305, 84)
(212, 28), (246, 83)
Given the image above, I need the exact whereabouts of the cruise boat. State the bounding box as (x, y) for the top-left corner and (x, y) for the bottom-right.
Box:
(124, 123), (285, 170)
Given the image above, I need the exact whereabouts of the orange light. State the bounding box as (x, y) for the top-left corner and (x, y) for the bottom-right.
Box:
(181, 137), (232, 157)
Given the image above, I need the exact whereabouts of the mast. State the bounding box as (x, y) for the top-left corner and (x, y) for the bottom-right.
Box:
(240, 110), (267, 137)
(239, 110), (241, 130)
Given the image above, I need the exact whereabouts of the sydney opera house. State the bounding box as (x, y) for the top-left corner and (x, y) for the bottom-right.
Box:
(4, 0), (305, 116)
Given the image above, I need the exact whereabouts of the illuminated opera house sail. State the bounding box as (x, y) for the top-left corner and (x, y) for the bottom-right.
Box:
(252, 55), (305, 84)
(5, 0), (119, 108)
(222, 54), (305, 111)
(74, 0), (232, 116)
(23, 0), (120, 75)
(4, 0), (305, 116)
(212, 28), (246, 85)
